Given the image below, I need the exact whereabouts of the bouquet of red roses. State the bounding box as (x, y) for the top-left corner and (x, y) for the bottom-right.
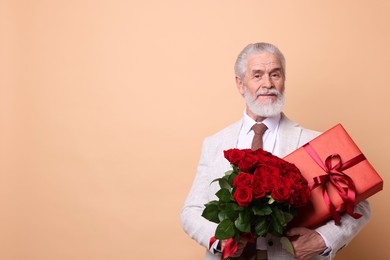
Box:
(202, 148), (311, 259)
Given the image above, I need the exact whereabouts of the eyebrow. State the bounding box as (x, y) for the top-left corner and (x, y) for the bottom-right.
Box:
(250, 67), (282, 75)
(251, 69), (264, 75)
(269, 68), (282, 73)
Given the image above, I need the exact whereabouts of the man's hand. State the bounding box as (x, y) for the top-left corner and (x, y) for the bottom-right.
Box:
(220, 238), (248, 257)
(286, 227), (327, 260)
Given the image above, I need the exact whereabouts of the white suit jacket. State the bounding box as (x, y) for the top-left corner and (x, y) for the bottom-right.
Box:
(181, 114), (371, 260)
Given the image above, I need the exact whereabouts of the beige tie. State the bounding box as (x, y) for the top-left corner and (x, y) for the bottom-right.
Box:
(251, 123), (268, 151)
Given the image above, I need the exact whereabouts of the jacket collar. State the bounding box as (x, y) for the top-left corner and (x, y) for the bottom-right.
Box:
(224, 113), (302, 157)
(276, 113), (302, 157)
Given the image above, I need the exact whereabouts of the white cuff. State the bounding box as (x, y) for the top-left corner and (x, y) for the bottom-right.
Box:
(211, 239), (222, 254)
(316, 230), (332, 256)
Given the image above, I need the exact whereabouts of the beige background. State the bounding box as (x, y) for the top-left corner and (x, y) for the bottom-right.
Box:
(1, 0), (389, 259)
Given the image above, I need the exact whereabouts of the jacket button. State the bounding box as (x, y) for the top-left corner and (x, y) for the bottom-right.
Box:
(268, 240), (273, 246)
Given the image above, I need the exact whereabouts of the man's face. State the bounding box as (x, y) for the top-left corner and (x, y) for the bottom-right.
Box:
(236, 52), (285, 119)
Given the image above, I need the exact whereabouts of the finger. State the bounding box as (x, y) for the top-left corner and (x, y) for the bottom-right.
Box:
(286, 227), (310, 236)
(231, 239), (248, 257)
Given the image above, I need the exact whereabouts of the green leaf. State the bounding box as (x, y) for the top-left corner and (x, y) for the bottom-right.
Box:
(224, 203), (239, 220)
(215, 219), (236, 240)
(283, 211), (294, 225)
(217, 203), (239, 222)
(280, 236), (295, 256)
(254, 217), (268, 237)
(252, 205), (272, 216)
(211, 177), (223, 183)
(227, 172), (237, 186)
(216, 188), (232, 202)
(234, 232), (242, 241)
(270, 214), (284, 236)
(218, 211), (229, 222)
(234, 210), (251, 232)
(201, 204), (220, 223)
(232, 203), (244, 211)
(272, 206), (286, 226)
(219, 178), (231, 190)
(224, 169), (234, 176)
(268, 197), (275, 204)
(204, 200), (219, 207)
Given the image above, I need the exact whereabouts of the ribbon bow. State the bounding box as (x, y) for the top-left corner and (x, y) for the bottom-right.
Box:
(303, 143), (365, 224)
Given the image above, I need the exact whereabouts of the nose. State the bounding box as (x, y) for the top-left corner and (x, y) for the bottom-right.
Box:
(261, 75), (273, 88)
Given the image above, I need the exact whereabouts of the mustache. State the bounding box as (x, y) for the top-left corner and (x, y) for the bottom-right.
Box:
(255, 88), (282, 97)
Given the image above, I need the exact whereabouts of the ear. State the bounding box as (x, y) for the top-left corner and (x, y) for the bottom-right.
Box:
(235, 75), (245, 96)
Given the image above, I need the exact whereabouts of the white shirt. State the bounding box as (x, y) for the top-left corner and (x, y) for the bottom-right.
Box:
(237, 110), (281, 153)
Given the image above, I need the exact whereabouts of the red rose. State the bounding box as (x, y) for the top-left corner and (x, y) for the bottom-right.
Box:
(262, 175), (279, 193)
(233, 173), (254, 188)
(253, 150), (273, 166)
(255, 149), (282, 165)
(298, 174), (309, 185)
(280, 162), (302, 176)
(252, 180), (266, 199)
(224, 149), (246, 165)
(252, 148), (272, 157)
(285, 171), (301, 182)
(242, 149), (253, 154)
(253, 168), (266, 179)
(269, 156), (283, 166)
(271, 178), (291, 202)
(298, 183), (311, 200)
(253, 165), (280, 179)
(233, 186), (253, 207)
(289, 190), (310, 208)
(238, 154), (258, 173)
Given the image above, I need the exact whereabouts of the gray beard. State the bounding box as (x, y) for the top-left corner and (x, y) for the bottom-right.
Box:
(243, 88), (285, 118)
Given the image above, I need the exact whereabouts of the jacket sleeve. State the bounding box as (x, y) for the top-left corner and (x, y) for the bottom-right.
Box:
(180, 137), (219, 252)
(315, 200), (371, 259)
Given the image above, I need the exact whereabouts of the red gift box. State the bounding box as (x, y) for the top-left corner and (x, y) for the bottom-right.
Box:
(284, 124), (383, 228)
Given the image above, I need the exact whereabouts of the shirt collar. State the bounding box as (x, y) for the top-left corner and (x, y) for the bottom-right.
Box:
(242, 110), (281, 135)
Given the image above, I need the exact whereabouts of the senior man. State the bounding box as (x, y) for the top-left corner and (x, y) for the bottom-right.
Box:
(181, 42), (370, 260)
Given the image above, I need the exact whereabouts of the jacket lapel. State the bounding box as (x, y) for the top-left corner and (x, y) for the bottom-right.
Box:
(222, 119), (243, 150)
(276, 113), (303, 157)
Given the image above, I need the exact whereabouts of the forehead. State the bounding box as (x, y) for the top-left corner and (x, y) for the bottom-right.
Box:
(246, 52), (281, 71)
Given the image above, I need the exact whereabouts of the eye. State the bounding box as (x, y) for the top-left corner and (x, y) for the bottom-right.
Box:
(271, 72), (281, 79)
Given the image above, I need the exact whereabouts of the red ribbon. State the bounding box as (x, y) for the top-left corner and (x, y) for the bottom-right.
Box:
(209, 233), (255, 260)
(303, 143), (365, 224)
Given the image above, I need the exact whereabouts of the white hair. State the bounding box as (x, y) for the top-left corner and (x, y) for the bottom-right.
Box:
(234, 42), (286, 80)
